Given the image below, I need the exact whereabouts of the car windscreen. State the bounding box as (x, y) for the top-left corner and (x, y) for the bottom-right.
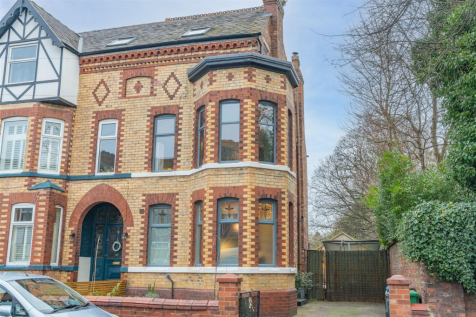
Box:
(8, 278), (88, 313)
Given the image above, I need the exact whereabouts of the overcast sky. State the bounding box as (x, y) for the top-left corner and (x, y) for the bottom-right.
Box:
(0, 0), (363, 177)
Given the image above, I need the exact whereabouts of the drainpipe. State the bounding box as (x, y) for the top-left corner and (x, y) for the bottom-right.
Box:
(166, 275), (174, 299)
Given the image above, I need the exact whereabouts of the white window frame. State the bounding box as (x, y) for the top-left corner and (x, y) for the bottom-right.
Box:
(96, 119), (118, 175)
(106, 37), (136, 47)
(50, 205), (63, 266)
(7, 203), (35, 266)
(37, 118), (64, 175)
(7, 42), (38, 85)
(183, 27), (211, 37)
(0, 117), (28, 174)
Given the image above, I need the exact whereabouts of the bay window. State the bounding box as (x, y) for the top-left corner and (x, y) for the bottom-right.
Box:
(8, 204), (35, 265)
(96, 120), (117, 174)
(258, 200), (276, 266)
(38, 119), (64, 174)
(197, 108), (205, 167)
(149, 205), (172, 266)
(154, 115), (175, 171)
(258, 101), (276, 163)
(0, 118), (27, 172)
(50, 206), (63, 266)
(218, 198), (239, 266)
(8, 44), (37, 84)
(220, 101), (240, 162)
(196, 202), (203, 266)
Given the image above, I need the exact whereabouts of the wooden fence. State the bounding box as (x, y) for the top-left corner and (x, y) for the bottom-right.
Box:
(65, 280), (126, 297)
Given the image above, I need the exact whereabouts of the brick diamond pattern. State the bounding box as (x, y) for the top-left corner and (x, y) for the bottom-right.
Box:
(163, 72), (182, 100)
(92, 79), (110, 106)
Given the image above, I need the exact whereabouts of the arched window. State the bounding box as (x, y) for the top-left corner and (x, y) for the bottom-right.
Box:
(0, 117), (28, 172)
(258, 101), (276, 164)
(50, 206), (63, 266)
(218, 198), (239, 266)
(96, 119), (118, 174)
(197, 108), (205, 167)
(154, 115), (176, 171)
(8, 203), (35, 265)
(196, 202), (203, 266)
(149, 205), (172, 266)
(258, 200), (276, 266)
(219, 101), (240, 162)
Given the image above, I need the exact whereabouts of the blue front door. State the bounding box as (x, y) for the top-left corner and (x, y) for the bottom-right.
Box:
(90, 204), (123, 281)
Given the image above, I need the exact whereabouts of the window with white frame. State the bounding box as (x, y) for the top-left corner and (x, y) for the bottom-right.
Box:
(183, 27), (211, 37)
(8, 44), (38, 84)
(0, 118), (28, 172)
(50, 206), (63, 266)
(8, 204), (35, 265)
(96, 120), (118, 174)
(38, 119), (64, 174)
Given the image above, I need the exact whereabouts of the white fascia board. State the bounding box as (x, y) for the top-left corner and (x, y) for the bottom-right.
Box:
(131, 162), (296, 178)
(127, 267), (297, 274)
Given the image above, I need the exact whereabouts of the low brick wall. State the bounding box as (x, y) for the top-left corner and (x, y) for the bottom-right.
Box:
(86, 296), (217, 316)
(389, 244), (476, 316)
(260, 289), (297, 317)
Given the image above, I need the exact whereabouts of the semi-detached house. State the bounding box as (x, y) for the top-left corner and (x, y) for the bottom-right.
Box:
(0, 0), (308, 316)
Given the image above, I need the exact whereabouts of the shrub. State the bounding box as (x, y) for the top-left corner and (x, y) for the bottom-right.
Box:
(144, 282), (159, 298)
(399, 201), (476, 292)
(295, 272), (313, 290)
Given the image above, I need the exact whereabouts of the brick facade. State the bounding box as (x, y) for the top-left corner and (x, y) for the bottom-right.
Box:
(0, 1), (306, 317)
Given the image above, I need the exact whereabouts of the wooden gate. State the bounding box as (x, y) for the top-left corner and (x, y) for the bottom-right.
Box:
(307, 250), (388, 302)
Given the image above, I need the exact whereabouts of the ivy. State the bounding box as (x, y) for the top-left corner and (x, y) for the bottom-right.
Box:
(399, 201), (476, 293)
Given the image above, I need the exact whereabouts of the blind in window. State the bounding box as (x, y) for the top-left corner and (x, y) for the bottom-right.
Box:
(39, 138), (60, 172)
(10, 225), (32, 263)
(0, 121), (27, 171)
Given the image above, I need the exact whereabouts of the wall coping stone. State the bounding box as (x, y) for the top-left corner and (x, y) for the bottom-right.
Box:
(85, 296), (215, 311)
(387, 275), (411, 285)
(217, 273), (243, 283)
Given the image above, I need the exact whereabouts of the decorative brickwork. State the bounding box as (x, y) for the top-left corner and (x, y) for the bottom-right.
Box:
(119, 67), (157, 99)
(88, 109), (125, 174)
(92, 79), (110, 106)
(162, 72), (182, 100)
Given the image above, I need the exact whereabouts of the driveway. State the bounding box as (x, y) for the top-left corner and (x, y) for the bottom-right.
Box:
(296, 300), (386, 317)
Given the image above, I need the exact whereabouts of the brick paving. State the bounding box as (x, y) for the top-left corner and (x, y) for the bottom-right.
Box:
(297, 300), (386, 317)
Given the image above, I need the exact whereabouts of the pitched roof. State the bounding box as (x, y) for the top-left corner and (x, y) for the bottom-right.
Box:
(30, 1), (80, 51)
(78, 7), (269, 54)
(28, 180), (65, 192)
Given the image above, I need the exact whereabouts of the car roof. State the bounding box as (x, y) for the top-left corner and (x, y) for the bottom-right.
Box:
(0, 273), (50, 282)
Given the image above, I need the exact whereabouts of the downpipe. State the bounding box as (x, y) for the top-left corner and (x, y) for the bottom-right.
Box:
(166, 275), (174, 299)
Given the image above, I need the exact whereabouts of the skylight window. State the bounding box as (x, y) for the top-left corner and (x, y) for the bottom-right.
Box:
(183, 27), (211, 37)
(107, 37), (136, 47)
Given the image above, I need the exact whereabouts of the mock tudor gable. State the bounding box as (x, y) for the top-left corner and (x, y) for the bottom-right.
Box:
(0, 0), (80, 106)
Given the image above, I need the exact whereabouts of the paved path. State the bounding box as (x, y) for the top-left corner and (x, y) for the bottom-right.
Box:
(296, 300), (386, 317)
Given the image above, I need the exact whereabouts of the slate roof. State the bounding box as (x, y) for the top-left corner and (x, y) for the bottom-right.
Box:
(31, 1), (81, 51)
(77, 8), (269, 54)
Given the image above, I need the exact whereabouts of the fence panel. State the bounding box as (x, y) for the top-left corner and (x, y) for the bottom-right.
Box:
(326, 251), (387, 302)
(307, 250), (325, 300)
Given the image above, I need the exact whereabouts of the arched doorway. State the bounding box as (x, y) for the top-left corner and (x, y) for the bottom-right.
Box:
(81, 203), (123, 281)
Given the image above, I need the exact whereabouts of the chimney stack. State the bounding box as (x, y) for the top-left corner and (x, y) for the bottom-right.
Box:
(263, 0), (285, 59)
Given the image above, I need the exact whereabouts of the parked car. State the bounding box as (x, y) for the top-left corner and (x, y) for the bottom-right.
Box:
(0, 273), (117, 316)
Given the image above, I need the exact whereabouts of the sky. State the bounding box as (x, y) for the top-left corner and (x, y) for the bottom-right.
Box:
(0, 0), (364, 177)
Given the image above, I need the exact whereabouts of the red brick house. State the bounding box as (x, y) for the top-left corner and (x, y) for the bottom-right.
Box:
(0, 0), (308, 316)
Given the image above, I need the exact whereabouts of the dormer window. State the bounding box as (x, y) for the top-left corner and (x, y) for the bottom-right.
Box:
(182, 27), (211, 37)
(106, 37), (136, 47)
(8, 44), (37, 84)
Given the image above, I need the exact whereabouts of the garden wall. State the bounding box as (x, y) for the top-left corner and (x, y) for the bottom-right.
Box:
(389, 244), (476, 317)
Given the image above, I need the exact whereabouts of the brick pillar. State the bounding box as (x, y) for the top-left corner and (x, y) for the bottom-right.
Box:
(388, 275), (412, 317)
(217, 273), (242, 317)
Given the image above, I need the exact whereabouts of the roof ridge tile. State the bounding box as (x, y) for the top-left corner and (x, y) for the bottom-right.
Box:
(165, 6), (264, 22)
